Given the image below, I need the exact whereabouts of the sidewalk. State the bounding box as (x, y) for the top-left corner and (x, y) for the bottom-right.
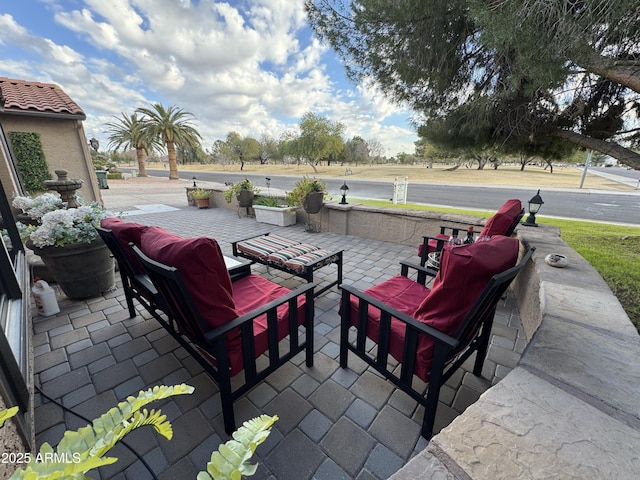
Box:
(32, 177), (527, 479)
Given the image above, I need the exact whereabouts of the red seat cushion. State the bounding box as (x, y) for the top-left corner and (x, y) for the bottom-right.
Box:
(100, 217), (148, 274)
(344, 275), (431, 363)
(140, 227), (306, 376)
(479, 199), (522, 237)
(140, 227), (237, 330)
(412, 235), (520, 380)
(228, 274), (306, 375)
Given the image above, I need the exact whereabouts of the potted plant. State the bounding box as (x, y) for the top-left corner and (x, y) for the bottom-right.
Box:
(253, 196), (298, 226)
(224, 178), (260, 207)
(13, 193), (116, 299)
(286, 176), (327, 214)
(189, 188), (212, 209)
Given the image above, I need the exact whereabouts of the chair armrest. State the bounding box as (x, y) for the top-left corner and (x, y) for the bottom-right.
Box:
(341, 283), (458, 349)
(399, 260), (438, 285)
(203, 282), (315, 341)
(420, 235), (448, 252)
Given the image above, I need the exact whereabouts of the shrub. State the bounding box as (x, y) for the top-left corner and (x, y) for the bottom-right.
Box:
(8, 132), (52, 193)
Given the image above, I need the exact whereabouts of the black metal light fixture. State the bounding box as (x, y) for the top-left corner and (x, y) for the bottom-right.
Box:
(339, 182), (349, 205)
(191, 176), (197, 187)
(523, 189), (544, 227)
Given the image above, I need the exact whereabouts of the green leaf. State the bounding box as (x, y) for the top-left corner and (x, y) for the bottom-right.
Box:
(9, 384), (194, 480)
(0, 406), (19, 427)
(200, 415), (278, 480)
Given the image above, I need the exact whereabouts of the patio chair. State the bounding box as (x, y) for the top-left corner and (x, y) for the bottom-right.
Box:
(96, 218), (162, 318)
(340, 236), (534, 438)
(418, 199), (524, 267)
(131, 226), (315, 434)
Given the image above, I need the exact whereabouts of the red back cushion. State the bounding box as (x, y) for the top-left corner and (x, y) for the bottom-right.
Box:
(479, 199), (522, 237)
(412, 236), (520, 380)
(140, 227), (236, 330)
(100, 217), (148, 274)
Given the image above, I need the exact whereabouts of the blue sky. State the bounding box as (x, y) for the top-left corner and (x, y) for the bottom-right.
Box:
(0, 0), (418, 157)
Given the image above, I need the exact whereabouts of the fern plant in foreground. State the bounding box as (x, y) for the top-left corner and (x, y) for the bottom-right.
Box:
(9, 384), (194, 480)
(3, 386), (277, 480)
(197, 414), (278, 480)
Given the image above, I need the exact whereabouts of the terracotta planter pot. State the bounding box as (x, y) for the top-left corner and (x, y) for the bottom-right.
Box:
(31, 238), (115, 299)
(195, 198), (210, 209)
(303, 191), (324, 214)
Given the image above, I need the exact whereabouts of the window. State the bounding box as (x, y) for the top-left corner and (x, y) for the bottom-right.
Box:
(0, 118), (32, 447)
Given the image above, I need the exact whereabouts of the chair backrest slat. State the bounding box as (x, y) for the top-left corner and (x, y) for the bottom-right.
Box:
(95, 226), (138, 279)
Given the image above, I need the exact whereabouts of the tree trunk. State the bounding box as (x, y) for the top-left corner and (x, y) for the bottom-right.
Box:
(135, 147), (147, 177)
(584, 57), (640, 94)
(552, 129), (640, 169)
(167, 141), (179, 180)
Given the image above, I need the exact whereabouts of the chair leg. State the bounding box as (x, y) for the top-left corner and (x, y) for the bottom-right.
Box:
(305, 292), (314, 368)
(339, 289), (350, 368)
(422, 345), (449, 439)
(122, 281), (137, 318)
(473, 321), (493, 376)
(219, 375), (236, 435)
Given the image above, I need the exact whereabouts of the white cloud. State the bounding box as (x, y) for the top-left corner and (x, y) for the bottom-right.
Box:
(0, 0), (417, 155)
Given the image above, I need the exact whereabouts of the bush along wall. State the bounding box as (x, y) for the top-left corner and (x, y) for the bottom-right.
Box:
(8, 131), (52, 194)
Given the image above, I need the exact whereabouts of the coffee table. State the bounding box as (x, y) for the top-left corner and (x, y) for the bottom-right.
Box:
(223, 254), (252, 282)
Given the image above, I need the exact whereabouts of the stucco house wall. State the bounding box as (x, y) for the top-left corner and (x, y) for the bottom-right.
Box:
(0, 77), (101, 208)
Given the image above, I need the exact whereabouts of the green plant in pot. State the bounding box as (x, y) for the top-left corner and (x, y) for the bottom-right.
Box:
(254, 196), (285, 208)
(189, 188), (212, 209)
(286, 176), (326, 214)
(223, 179), (260, 207)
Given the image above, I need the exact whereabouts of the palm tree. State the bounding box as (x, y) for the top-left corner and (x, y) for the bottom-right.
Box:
(136, 103), (202, 180)
(105, 113), (157, 177)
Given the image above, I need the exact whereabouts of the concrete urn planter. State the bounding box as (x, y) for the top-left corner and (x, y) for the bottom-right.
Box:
(303, 191), (324, 214)
(30, 238), (115, 299)
(237, 189), (255, 208)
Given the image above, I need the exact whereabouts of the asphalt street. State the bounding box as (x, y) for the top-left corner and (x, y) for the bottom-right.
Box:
(132, 167), (640, 226)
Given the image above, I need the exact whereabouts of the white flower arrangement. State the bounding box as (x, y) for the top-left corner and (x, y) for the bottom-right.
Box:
(14, 193), (114, 248)
(12, 192), (64, 220)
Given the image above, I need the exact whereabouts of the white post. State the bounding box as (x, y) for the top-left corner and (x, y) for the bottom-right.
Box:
(393, 176), (409, 204)
(580, 150), (593, 189)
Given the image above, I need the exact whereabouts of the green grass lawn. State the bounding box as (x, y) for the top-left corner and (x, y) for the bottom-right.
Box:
(351, 198), (640, 332)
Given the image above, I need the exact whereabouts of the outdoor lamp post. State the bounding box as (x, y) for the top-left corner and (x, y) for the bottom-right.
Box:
(191, 176), (197, 187)
(339, 182), (349, 205)
(523, 189), (544, 226)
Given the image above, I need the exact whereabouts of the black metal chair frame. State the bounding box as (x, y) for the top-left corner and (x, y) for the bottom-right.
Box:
(95, 226), (162, 318)
(340, 247), (534, 439)
(419, 208), (525, 267)
(131, 245), (315, 434)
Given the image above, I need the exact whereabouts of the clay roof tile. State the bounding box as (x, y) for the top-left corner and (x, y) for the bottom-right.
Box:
(0, 77), (85, 118)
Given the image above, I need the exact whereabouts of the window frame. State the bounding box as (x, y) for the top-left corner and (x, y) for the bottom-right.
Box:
(0, 116), (32, 447)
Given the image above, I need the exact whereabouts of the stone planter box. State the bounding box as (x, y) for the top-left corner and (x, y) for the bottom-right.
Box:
(253, 205), (298, 226)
